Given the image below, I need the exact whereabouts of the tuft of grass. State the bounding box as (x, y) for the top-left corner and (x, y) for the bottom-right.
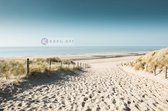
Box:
(33, 58), (47, 63)
(128, 48), (168, 73)
(62, 59), (74, 64)
(30, 58), (53, 75)
(47, 57), (62, 63)
(0, 57), (87, 79)
(0, 60), (26, 78)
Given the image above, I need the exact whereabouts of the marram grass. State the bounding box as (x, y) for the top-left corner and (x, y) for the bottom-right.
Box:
(0, 57), (81, 79)
(128, 48), (168, 73)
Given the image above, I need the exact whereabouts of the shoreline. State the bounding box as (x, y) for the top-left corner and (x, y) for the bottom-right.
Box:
(0, 51), (146, 60)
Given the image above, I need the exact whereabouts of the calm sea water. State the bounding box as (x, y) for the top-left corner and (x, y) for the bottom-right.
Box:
(0, 46), (166, 57)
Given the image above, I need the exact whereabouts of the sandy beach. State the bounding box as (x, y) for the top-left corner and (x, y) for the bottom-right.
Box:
(0, 0), (168, 110)
(0, 55), (168, 111)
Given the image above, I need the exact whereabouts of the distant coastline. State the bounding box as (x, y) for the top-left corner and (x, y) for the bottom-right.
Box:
(0, 46), (166, 58)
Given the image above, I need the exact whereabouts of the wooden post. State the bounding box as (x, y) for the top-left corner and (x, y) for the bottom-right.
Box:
(49, 59), (51, 70)
(61, 61), (63, 68)
(165, 66), (167, 79)
(77, 62), (79, 67)
(154, 65), (157, 76)
(68, 63), (70, 68)
(145, 64), (148, 71)
(26, 58), (29, 75)
(73, 64), (75, 69)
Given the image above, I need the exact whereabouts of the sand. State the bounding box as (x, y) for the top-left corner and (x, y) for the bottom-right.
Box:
(1, 56), (168, 111)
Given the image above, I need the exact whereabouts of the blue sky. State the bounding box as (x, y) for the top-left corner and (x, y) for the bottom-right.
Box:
(0, 0), (168, 46)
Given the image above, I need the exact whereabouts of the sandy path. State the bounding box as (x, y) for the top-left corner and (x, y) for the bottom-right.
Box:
(1, 57), (168, 111)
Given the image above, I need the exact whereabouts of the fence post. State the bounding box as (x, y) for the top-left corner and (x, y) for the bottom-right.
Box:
(77, 62), (79, 67)
(26, 58), (29, 75)
(61, 61), (62, 68)
(73, 64), (75, 69)
(145, 64), (148, 71)
(165, 66), (167, 79)
(68, 63), (70, 68)
(49, 59), (51, 70)
(154, 65), (157, 76)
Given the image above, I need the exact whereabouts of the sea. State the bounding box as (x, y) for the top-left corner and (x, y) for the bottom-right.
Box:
(0, 46), (166, 57)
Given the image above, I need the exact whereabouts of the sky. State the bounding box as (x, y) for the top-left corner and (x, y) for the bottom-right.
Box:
(0, 0), (168, 46)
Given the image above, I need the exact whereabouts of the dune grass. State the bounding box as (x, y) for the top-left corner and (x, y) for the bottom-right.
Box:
(0, 57), (85, 79)
(0, 60), (26, 78)
(128, 48), (168, 73)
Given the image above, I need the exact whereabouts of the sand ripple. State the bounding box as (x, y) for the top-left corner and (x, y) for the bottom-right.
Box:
(1, 58), (168, 111)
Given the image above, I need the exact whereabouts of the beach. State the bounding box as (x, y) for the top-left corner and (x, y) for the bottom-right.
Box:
(1, 0), (168, 110)
(0, 54), (168, 111)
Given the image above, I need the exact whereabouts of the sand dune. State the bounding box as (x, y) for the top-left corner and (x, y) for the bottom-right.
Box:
(129, 48), (168, 73)
(1, 56), (168, 111)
